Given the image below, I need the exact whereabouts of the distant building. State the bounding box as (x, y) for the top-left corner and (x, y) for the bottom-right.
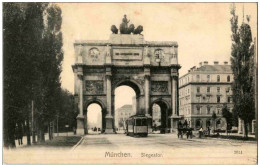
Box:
(179, 61), (234, 131)
(117, 104), (133, 130)
(152, 104), (161, 127)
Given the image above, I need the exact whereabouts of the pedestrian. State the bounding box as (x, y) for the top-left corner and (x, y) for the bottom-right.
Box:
(73, 127), (76, 135)
(207, 126), (211, 136)
(199, 127), (203, 138)
(17, 124), (23, 145)
(177, 128), (183, 139)
(184, 120), (188, 128)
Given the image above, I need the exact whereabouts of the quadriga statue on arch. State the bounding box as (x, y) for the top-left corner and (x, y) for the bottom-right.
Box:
(111, 15), (143, 35)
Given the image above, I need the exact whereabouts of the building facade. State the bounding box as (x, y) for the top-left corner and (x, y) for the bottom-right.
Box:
(179, 61), (234, 131)
(152, 104), (161, 128)
(116, 104), (133, 130)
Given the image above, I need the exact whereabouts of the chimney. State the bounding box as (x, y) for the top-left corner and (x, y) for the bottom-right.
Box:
(204, 61), (208, 65)
(214, 61), (219, 65)
(199, 62), (202, 67)
(224, 61), (228, 65)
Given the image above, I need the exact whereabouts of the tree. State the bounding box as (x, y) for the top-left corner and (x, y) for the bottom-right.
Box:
(212, 112), (217, 134)
(3, 2), (29, 148)
(230, 4), (255, 138)
(222, 104), (233, 135)
(3, 2), (64, 147)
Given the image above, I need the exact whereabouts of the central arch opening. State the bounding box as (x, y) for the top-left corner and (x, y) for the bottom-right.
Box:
(114, 81), (141, 133)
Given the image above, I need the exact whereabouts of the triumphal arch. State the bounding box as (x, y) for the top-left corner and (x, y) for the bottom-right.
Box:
(72, 16), (181, 135)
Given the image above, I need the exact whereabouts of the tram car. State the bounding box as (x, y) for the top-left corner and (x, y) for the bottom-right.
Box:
(126, 114), (148, 137)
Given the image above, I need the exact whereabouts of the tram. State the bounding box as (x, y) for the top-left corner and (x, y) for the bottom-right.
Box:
(126, 114), (148, 137)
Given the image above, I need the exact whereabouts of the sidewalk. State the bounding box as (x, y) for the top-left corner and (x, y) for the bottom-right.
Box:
(15, 132), (76, 148)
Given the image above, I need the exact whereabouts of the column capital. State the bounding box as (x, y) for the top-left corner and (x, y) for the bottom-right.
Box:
(77, 74), (83, 80)
(105, 115), (113, 119)
(171, 74), (178, 79)
(76, 114), (84, 119)
(170, 64), (181, 69)
(144, 74), (150, 79)
(106, 74), (112, 79)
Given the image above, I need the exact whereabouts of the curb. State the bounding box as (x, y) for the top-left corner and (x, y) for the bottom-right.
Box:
(70, 136), (84, 151)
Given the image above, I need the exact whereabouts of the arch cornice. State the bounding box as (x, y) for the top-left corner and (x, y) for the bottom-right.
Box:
(111, 78), (144, 96)
(84, 99), (106, 113)
(150, 98), (171, 110)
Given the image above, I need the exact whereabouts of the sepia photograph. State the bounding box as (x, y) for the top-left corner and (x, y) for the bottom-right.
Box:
(3, 2), (258, 164)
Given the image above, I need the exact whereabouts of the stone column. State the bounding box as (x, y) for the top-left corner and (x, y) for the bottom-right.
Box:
(144, 67), (152, 133)
(145, 75), (150, 115)
(171, 75), (178, 116)
(105, 67), (114, 133)
(169, 66), (181, 133)
(76, 66), (85, 135)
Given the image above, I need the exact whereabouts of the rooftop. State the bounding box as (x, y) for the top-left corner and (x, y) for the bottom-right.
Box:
(196, 65), (232, 72)
(116, 104), (132, 111)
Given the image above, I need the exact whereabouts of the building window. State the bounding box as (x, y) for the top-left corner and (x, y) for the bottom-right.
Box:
(196, 119), (201, 129)
(188, 89), (189, 94)
(217, 75), (220, 82)
(226, 87), (230, 93)
(196, 75), (200, 81)
(217, 96), (220, 103)
(228, 97), (232, 103)
(217, 87), (220, 93)
(197, 106), (200, 114)
(207, 96), (210, 102)
(227, 75), (230, 82)
(196, 96), (200, 103)
(197, 87), (200, 93)
(207, 107), (210, 114)
(207, 87), (210, 93)
(207, 75), (210, 81)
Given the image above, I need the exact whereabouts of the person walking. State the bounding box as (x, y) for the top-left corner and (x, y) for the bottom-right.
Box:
(199, 127), (203, 138)
(17, 124), (23, 145)
(207, 126), (211, 136)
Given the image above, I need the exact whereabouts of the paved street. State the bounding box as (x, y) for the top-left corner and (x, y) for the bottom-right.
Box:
(4, 133), (257, 164)
(70, 133), (257, 164)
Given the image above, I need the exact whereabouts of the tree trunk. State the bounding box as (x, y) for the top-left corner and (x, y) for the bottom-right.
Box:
(5, 123), (16, 148)
(26, 118), (31, 145)
(37, 120), (45, 143)
(48, 122), (52, 140)
(244, 122), (248, 139)
(4, 108), (16, 148)
(213, 120), (216, 134)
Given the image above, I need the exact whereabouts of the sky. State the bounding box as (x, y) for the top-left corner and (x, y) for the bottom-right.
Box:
(57, 3), (257, 124)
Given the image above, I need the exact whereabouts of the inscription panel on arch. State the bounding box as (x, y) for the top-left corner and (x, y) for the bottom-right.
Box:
(112, 48), (143, 60)
(151, 81), (168, 93)
(85, 80), (104, 94)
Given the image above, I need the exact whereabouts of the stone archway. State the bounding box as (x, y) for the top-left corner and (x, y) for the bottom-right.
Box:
(83, 100), (106, 134)
(72, 20), (181, 135)
(112, 79), (144, 115)
(150, 99), (171, 133)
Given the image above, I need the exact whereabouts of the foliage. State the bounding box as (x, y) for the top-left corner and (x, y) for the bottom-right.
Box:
(230, 4), (255, 138)
(222, 104), (233, 131)
(3, 2), (66, 147)
(56, 89), (77, 132)
(211, 112), (217, 133)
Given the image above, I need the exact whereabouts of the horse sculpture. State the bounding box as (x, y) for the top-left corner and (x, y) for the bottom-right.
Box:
(110, 15), (143, 35)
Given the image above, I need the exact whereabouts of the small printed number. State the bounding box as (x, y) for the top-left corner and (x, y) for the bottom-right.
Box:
(234, 151), (242, 154)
